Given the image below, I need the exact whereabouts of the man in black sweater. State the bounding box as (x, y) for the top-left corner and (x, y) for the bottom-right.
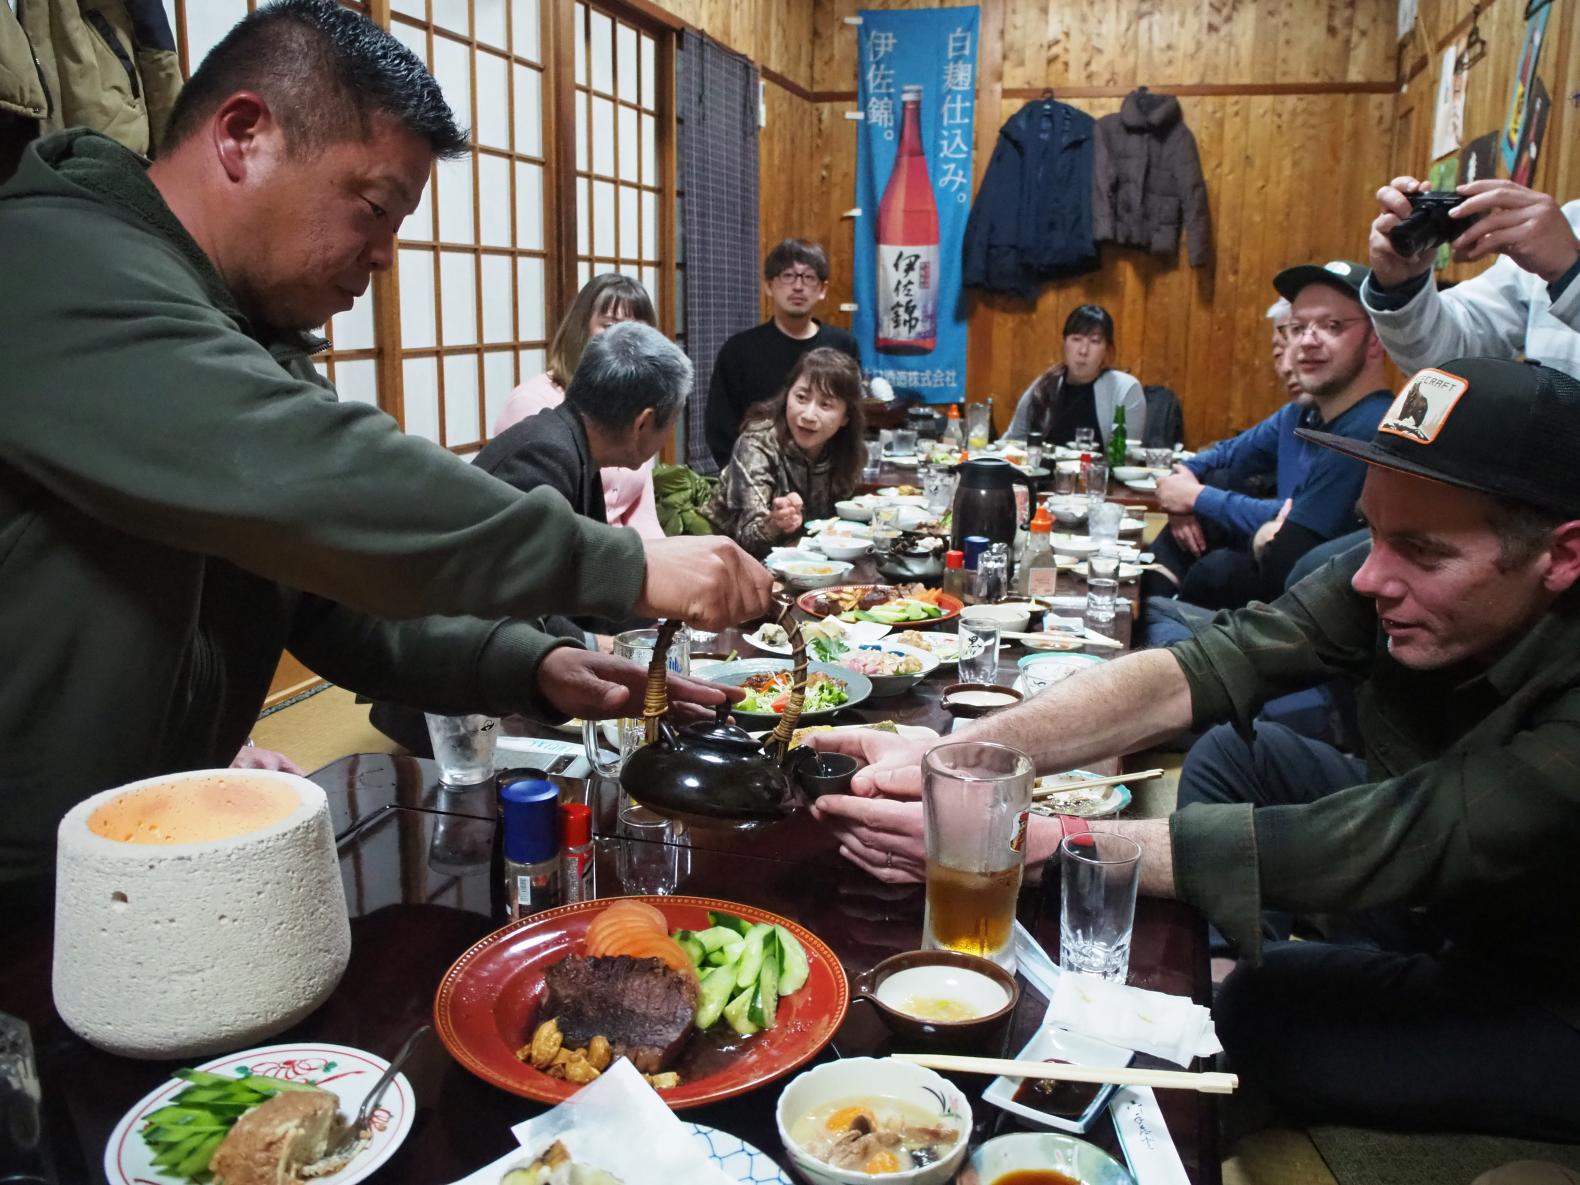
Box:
(704, 238), (861, 469)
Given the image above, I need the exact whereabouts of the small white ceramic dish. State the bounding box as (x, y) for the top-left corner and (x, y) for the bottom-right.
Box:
(981, 1026), (1135, 1134)
(770, 559), (855, 590)
(966, 1131), (1134, 1184)
(105, 1043), (414, 1185)
(776, 1057), (972, 1185)
(832, 641), (940, 697)
(960, 602), (1036, 634)
(834, 500), (873, 522)
(873, 964), (1012, 1022)
(1074, 561), (1143, 582)
(1112, 466), (1151, 482)
(816, 535), (872, 561)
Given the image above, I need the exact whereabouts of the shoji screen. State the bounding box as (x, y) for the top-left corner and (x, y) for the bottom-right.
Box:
(162, 0), (378, 404)
(390, 0), (549, 452)
(570, 3), (663, 320)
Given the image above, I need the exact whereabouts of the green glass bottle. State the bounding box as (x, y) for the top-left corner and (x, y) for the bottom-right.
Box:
(1107, 403), (1127, 469)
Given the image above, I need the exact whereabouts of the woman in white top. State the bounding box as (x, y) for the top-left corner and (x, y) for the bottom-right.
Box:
(494, 273), (666, 539)
(1005, 304), (1146, 446)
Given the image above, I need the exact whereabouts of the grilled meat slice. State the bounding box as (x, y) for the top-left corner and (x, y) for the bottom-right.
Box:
(542, 955), (697, 1073)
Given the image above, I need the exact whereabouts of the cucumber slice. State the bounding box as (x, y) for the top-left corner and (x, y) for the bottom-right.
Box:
(733, 923), (773, 990)
(695, 963), (738, 1029)
(749, 949), (780, 1030)
(705, 940), (744, 967)
(707, 911), (751, 935)
(175, 1129), (225, 1178)
(694, 925), (744, 952)
(775, 926), (810, 995)
(723, 985), (760, 1036)
(676, 932), (705, 967)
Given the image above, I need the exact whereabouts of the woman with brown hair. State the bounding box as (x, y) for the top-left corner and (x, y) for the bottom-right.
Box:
(493, 273), (664, 537)
(1005, 304), (1146, 446)
(704, 347), (867, 556)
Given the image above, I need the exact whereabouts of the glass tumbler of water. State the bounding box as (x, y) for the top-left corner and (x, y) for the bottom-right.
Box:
(1059, 832), (1142, 981)
(1074, 426), (1097, 451)
(1086, 546), (1120, 624)
(1053, 464), (1079, 497)
(424, 712), (501, 784)
(922, 742), (1034, 971)
(957, 613), (1001, 684)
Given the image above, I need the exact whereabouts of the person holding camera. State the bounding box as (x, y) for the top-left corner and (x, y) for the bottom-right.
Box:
(1363, 177), (1580, 379)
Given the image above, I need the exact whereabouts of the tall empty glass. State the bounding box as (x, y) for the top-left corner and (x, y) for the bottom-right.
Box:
(1059, 833), (1142, 982)
(582, 626), (690, 777)
(922, 742), (1035, 971)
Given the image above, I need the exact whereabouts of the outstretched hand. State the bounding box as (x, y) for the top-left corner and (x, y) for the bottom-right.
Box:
(802, 726), (935, 799)
(535, 646), (741, 722)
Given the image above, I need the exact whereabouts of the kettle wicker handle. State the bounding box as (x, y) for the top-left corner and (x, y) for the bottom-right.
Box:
(638, 607), (809, 757)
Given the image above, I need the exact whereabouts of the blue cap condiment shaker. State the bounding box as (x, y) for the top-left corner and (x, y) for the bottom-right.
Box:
(500, 778), (561, 918)
(962, 534), (991, 570)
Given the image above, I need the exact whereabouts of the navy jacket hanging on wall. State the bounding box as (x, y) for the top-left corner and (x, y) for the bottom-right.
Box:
(961, 97), (1100, 299)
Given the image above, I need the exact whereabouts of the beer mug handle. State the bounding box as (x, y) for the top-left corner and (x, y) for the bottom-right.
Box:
(581, 718), (623, 779)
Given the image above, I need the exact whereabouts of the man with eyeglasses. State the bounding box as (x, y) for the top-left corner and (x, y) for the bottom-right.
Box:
(1146, 261), (1393, 608)
(704, 239), (860, 470)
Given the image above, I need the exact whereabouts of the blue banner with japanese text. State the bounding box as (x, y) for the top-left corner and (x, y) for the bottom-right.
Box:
(852, 7), (979, 404)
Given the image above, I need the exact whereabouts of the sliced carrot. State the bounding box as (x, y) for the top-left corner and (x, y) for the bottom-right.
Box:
(608, 931), (699, 983)
(915, 587), (944, 605)
(586, 913), (657, 957)
(600, 899), (667, 932)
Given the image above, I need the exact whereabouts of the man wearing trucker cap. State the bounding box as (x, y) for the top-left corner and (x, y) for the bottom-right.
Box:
(807, 357), (1580, 1137)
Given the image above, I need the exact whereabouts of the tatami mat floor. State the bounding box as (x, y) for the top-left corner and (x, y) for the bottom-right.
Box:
(256, 684), (1336, 1185)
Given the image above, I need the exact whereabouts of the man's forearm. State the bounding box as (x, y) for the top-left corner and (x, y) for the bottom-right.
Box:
(957, 648), (1195, 774)
(1025, 815), (1176, 897)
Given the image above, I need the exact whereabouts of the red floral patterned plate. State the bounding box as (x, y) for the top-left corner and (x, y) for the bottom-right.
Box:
(104, 1042), (414, 1185)
(433, 895), (848, 1110)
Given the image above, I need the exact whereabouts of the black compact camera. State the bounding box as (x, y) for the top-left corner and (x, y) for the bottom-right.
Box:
(1387, 191), (1482, 259)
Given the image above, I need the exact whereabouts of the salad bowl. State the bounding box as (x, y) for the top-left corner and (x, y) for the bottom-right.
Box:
(703, 659), (873, 725)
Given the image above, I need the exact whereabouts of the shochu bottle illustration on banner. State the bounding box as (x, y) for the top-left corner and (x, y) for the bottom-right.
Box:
(876, 84), (940, 354)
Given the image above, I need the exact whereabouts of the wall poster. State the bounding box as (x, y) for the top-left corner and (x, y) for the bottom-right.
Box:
(852, 6), (980, 403)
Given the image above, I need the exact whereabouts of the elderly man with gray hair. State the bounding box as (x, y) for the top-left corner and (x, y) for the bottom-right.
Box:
(475, 320), (692, 508)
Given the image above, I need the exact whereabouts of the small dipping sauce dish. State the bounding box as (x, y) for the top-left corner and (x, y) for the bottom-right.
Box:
(941, 683), (1025, 719)
(853, 950), (1020, 1048)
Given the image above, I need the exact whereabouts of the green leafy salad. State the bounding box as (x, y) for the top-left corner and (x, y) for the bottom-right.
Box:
(736, 670), (849, 714)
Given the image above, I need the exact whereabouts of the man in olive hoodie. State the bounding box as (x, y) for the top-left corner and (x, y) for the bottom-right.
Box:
(0, 0), (770, 879)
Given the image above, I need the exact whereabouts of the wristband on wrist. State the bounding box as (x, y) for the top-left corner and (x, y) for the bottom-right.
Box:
(1056, 814), (1091, 845)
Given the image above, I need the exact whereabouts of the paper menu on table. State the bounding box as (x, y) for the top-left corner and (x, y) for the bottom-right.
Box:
(1111, 1086), (1190, 1185)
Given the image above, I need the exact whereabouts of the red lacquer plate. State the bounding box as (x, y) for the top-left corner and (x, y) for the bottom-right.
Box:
(795, 585), (964, 625)
(433, 895), (849, 1110)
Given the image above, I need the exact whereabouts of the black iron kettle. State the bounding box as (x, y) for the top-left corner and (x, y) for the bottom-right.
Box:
(620, 614), (834, 826)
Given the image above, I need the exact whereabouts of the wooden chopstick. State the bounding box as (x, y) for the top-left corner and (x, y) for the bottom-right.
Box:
(893, 1053), (1238, 1094)
(1032, 767), (1164, 797)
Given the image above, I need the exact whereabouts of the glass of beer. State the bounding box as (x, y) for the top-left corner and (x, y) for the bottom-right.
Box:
(920, 741), (1035, 971)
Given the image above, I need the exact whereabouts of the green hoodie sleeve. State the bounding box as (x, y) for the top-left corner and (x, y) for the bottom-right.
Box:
(0, 193), (645, 625)
(287, 596), (574, 722)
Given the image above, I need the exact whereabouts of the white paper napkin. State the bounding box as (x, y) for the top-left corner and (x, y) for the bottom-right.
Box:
(447, 1059), (735, 1185)
(1047, 973), (1222, 1067)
